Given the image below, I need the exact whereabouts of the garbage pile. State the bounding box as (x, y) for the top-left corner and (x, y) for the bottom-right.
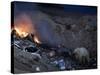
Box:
(11, 29), (97, 73)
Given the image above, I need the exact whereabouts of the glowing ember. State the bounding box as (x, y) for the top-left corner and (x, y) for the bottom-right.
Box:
(34, 36), (41, 44)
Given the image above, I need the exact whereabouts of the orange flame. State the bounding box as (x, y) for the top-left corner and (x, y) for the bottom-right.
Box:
(15, 27), (28, 38)
(14, 13), (33, 38)
(14, 13), (42, 44)
(34, 36), (41, 44)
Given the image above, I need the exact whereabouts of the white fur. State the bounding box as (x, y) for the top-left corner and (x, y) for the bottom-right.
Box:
(73, 47), (89, 64)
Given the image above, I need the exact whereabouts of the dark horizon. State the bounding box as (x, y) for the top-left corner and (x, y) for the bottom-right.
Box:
(12, 1), (97, 15)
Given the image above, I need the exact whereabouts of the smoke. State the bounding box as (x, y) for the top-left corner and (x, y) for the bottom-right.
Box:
(14, 12), (62, 46)
(14, 13), (34, 34)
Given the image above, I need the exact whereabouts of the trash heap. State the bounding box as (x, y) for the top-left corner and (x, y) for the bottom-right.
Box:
(11, 29), (97, 73)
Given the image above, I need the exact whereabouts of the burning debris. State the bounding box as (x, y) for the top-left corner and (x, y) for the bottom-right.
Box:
(14, 27), (28, 38)
(34, 36), (42, 44)
(12, 26), (97, 73)
(11, 9), (97, 72)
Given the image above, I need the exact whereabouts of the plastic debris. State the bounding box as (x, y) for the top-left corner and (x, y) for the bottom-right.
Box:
(51, 59), (66, 70)
(58, 59), (66, 70)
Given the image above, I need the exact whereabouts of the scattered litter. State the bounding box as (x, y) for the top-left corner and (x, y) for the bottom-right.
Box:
(31, 53), (41, 59)
(58, 59), (66, 70)
(51, 59), (66, 70)
(36, 67), (40, 71)
(49, 51), (55, 57)
(12, 30), (97, 71)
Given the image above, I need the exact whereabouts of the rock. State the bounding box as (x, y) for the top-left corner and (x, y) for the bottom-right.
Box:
(57, 46), (72, 57)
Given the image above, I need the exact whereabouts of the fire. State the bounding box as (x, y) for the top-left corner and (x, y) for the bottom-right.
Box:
(14, 13), (34, 38)
(34, 36), (41, 44)
(14, 13), (42, 44)
(15, 27), (28, 38)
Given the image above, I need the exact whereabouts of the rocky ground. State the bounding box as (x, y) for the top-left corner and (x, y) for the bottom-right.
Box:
(12, 7), (97, 73)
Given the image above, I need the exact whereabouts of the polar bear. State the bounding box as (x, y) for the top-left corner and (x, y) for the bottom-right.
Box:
(73, 47), (90, 64)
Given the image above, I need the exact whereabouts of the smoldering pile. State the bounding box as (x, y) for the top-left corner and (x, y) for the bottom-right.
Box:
(11, 28), (96, 73)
